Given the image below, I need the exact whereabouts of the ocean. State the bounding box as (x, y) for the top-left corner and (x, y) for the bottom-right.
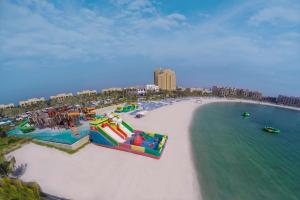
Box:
(191, 103), (300, 200)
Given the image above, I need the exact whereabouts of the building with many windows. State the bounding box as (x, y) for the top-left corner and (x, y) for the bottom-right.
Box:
(101, 88), (123, 93)
(212, 86), (262, 100)
(154, 68), (176, 91)
(277, 95), (300, 107)
(145, 84), (159, 92)
(77, 90), (97, 96)
(124, 86), (146, 96)
(188, 87), (212, 95)
(0, 103), (15, 109)
(50, 93), (73, 101)
(19, 98), (46, 107)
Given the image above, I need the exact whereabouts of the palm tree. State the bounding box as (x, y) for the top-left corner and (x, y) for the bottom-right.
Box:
(0, 154), (16, 177)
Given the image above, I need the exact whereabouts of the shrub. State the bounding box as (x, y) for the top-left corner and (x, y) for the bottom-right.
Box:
(0, 177), (42, 200)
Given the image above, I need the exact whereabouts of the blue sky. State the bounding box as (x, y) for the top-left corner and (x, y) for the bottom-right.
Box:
(0, 0), (300, 104)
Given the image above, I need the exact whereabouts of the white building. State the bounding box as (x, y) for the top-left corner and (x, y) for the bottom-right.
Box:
(145, 84), (159, 92)
(125, 86), (146, 95)
(101, 88), (123, 93)
(0, 103), (15, 109)
(50, 93), (73, 101)
(77, 90), (97, 96)
(189, 87), (212, 94)
(19, 98), (46, 107)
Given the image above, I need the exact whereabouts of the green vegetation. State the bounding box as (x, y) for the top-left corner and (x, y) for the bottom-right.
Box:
(0, 89), (210, 118)
(0, 125), (29, 154)
(0, 101), (49, 118)
(0, 137), (29, 155)
(0, 154), (15, 177)
(0, 153), (44, 199)
(0, 177), (43, 200)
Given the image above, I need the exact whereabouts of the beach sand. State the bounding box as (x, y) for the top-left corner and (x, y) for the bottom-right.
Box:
(8, 100), (201, 200)
(7, 97), (299, 200)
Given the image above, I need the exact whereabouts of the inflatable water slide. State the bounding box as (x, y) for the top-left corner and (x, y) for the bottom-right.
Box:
(115, 104), (138, 113)
(89, 113), (168, 159)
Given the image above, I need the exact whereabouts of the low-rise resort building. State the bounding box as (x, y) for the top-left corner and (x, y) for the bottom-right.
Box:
(19, 97), (46, 107)
(77, 90), (97, 96)
(0, 103), (15, 109)
(50, 93), (73, 101)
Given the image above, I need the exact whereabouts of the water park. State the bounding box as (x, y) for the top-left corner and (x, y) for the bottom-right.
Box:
(89, 113), (168, 159)
(7, 103), (169, 158)
(8, 106), (97, 150)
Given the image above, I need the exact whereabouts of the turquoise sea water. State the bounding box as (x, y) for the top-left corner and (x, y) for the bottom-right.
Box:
(8, 122), (90, 145)
(191, 103), (300, 200)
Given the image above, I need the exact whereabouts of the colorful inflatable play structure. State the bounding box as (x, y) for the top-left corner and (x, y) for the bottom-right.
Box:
(115, 104), (138, 113)
(89, 113), (168, 159)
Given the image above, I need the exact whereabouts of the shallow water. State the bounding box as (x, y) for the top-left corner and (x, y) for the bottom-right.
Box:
(8, 122), (90, 144)
(191, 103), (300, 200)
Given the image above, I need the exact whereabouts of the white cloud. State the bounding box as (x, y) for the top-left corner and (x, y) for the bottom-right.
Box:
(0, 0), (299, 76)
(249, 6), (300, 26)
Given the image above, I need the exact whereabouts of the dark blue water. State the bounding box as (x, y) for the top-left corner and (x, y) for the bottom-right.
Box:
(191, 103), (300, 200)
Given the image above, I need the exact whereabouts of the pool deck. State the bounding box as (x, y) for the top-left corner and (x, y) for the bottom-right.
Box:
(33, 135), (90, 150)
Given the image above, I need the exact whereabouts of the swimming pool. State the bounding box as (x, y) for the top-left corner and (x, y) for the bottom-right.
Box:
(130, 99), (188, 116)
(8, 122), (90, 145)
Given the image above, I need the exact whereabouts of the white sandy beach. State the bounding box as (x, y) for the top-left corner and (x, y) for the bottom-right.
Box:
(7, 97), (300, 200)
(8, 100), (201, 200)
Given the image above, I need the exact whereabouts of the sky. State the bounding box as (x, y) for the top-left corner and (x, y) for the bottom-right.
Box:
(0, 0), (300, 104)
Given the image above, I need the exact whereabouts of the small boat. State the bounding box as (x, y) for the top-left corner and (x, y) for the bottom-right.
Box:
(263, 126), (280, 134)
(242, 112), (250, 117)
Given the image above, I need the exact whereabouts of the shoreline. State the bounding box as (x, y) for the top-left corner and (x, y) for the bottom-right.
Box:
(197, 97), (300, 112)
(6, 97), (299, 200)
(188, 97), (300, 200)
(8, 100), (202, 200)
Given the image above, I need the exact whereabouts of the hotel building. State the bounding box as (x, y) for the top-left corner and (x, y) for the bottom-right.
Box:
(101, 88), (123, 93)
(77, 90), (97, 96)
(154, 68), (176, 91)
(19, 98), (46, 107)
(212, 86), (262, 100)
(277, 95), (300, 107)
(189, 87), (212, 95)
(0, 103), (15, 109)
(145, 84), (159, 92)
(50, 93), (73, 101)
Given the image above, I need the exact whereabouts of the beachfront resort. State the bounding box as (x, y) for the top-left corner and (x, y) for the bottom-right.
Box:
(1, 68), (300, 200)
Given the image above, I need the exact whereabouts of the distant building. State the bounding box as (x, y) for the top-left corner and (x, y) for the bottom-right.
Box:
(125, 86), (146, 96)
(101, 88), (123, 93)
(212, 86), (262, 100)
(50, 93), (73, 101)
(145, 84), (159, 92)
(189, 87), (212, 94)
(77, 90), (97, 96)
(262, 96), (277, 104)
(176, 86), (186, 91)
(277, 95), (300, 107)
(154, 68), (176, 91)
(0, 103), (14, 109)
(19, 97), (46, 107)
